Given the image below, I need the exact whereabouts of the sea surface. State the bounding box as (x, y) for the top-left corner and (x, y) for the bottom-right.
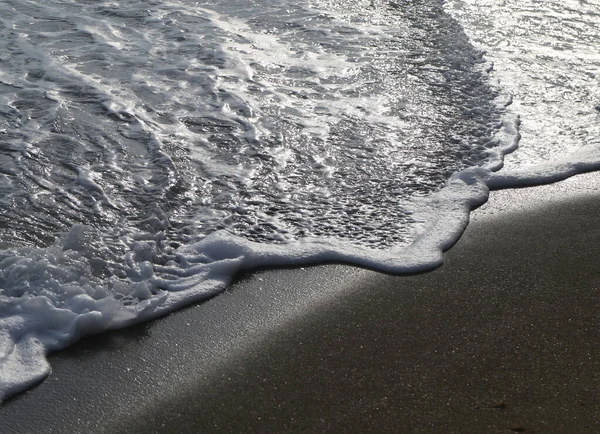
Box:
(0, 0), (598, 400)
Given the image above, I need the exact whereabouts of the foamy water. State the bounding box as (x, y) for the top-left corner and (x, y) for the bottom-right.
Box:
(0, 0), (598, 401)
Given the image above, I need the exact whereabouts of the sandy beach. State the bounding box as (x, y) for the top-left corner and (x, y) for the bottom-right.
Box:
(1, 172), (599, 433)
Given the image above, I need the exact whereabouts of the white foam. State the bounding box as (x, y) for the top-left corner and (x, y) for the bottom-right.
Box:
(0, 112), (515, 402)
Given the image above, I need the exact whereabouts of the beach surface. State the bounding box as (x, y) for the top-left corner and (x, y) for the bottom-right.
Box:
(2, 172), (599, 433)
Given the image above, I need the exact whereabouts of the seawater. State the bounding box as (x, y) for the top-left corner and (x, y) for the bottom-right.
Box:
(0, 0), (598, 401)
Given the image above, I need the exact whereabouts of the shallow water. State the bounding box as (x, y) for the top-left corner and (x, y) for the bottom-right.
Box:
(446, 0), (600, 168)
(0, 0), (503, 253)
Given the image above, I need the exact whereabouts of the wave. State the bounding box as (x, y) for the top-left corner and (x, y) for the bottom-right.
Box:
(0, 0), (598, 402)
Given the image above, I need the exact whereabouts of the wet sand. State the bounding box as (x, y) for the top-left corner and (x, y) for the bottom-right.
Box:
(1, 173), (599, 433)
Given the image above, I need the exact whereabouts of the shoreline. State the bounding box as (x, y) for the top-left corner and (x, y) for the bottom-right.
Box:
(1, 172), (599, 433)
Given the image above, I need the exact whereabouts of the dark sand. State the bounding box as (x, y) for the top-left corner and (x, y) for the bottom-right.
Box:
(1, 173), (599, 433)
